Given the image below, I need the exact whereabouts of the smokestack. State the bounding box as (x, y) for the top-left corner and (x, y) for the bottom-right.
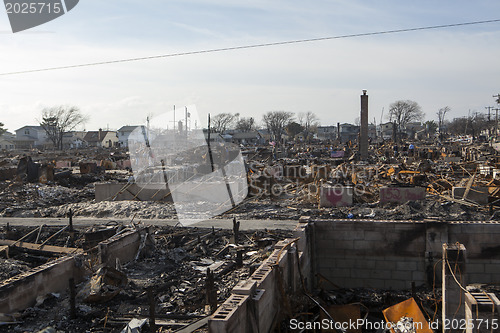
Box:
(360, 90), (368, 160)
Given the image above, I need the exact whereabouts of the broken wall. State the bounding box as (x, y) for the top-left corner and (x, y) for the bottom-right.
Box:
(0, 255), (86, 314)
(208, 222), (312, 333)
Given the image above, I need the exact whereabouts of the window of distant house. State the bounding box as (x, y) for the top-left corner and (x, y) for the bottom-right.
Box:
(25, 129), (29, 135)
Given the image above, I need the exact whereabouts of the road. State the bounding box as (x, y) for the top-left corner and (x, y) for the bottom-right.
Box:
(0, 217), (299, 230)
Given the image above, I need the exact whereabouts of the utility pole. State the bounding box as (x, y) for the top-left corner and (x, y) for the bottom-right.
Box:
(185, 106), (188, 138)
(494, 94), (500, 141)
(486, 106), (493, 122)
(494, 93), (500, 104)
(486, 106), (493, 139)
(494, 108), (500, 140)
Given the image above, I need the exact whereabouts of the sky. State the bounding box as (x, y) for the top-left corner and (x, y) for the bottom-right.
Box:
(1, 0), (500, 132)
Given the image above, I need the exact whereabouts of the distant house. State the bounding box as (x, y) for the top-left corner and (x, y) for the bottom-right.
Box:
(62, 132), (85, 149)
(368, 124), (377, 140)
(380, 122), (394, 140)
(257, 129), (272, 143)
(202, 129), (224, 143)
(83, 130), (118, 148)
(0, 137), (14, 150)
(117, 126), (141, 147)
(231, 131), (263, 145)
(295, 132), (306, 142)
(404, 122), (424, 139)
(339, 123), (359, 143)
(14, 125), (49, 149)
(316, 126), (337, 141)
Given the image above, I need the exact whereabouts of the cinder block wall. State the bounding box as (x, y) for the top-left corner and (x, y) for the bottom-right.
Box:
(314, 220), (500, 289)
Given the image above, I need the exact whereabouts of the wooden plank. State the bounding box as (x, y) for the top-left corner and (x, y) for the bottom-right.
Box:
(0, 239), (83, 255)
(462, 174), (475, 200)
(175, 316), (209, 333)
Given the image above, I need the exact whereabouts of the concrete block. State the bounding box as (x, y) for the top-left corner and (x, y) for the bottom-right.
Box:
(484, 264), (500, 274)
(351, 268), (373, 278)
(335, 258), (353, 268)
(376, 261), (396, 271)
(209, 294), (249, 332)
(452, 186), (489, 205)
(335, 230), (365, 240)
(412, 271), (426, 282)
(379, 186), (426, 203)
(364, 231), (384, 241)
(468, 273), (492, 284)
(354, 259), (376, 269)
(368, 269), (392, 280)
(343, 277), (365, 288)
(353, 240), (374, 250)
(332, 240), (354, 250)
(333, 268), (351, 278)
(319, 185), (353, 207)
(467, 263), (485, 274)
(232, 280), (257, 295)
(55, 160), (71, 168)
(396, 261), (418, 271)
(391, 270), (412, 281)
(385, 280), (408, 290)
(366, 279), (386, 289)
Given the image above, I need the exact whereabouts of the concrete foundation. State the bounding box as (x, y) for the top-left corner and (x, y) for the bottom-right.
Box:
(98, 226), (152, 266)
(314, 220), (500, 289)
(95, 182), (244, 203)
(95, 183), (172, 202)
(209, 222), (312, 332)
(0, 226), (149, 314)
(0, 256), (86, 314)
(319, 185), (353, 207)
(379, 186), (426, 203)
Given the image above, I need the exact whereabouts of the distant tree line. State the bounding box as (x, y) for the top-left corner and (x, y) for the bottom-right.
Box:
(209, 110), (320, 143)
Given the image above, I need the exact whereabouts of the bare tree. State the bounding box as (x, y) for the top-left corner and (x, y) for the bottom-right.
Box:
(262, 111), (294, 143)
(298, 111), (319, 142)
(211, 113), (238, 133)
(388, 100), (424, 135)
(286, 121), (303, 139)
(437, 106), (450, 141)
(235, 117), (257, 132)
(424, 120), (438, 137)
(39, 106), (88, 150)
(0, 122), (6, 136)
(448, 113), (488, 138)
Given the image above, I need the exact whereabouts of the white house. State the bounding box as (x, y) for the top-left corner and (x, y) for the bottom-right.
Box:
(316, 126), (337, 141)
(117, 126), (141, 147)
(0, 137), (15, 150)
(14, 125), (49, 149)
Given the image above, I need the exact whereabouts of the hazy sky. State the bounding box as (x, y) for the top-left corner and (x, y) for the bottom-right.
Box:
(1, 0), (500, 132)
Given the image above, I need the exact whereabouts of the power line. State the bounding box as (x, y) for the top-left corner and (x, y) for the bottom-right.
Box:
(1, 18), (500, 76)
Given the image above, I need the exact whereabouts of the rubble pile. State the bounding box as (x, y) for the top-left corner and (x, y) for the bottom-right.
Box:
(2, 139), (500, 221)
(0, 222), (292, 332)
